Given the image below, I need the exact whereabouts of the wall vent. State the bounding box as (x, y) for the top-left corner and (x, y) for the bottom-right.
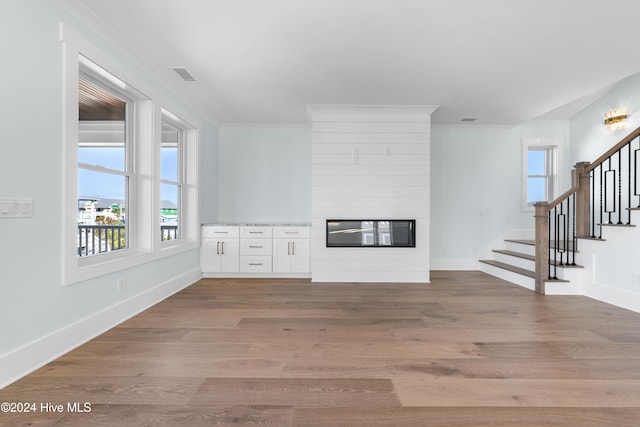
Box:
(170, 66), (197, 82)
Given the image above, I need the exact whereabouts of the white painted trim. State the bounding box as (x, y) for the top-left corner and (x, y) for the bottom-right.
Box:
(431, 124), (514, 132)
(202, 272), (311, 279)
(0, 268), (202, 389)
(219, 123), (311, 129)
(584, 283), (640, 313)
(521, 138), (561, 211)
(53, 0), (219, 126)
(312, 271), (430, 283)
(60, 23), (201, 286)
(430, 259), (480, 270)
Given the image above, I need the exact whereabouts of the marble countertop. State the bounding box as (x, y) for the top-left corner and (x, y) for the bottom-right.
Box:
(202, 223), (311, 227)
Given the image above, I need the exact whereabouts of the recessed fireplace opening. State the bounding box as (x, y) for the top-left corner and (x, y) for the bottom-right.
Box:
(326, 219), (415, 247)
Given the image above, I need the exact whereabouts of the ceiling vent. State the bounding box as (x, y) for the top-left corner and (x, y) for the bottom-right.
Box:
(460, 117), (478, 122)
(170, 66), (197, 82)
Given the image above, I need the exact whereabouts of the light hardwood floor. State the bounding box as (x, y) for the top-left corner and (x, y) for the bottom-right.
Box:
(2, 271), (640, 426)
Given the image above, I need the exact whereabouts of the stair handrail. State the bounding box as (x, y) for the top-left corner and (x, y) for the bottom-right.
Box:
(585, 126), (640, 173)
(534, 125), (640, 294)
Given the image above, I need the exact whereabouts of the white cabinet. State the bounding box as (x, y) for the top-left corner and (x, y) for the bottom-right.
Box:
(200, 226), (240, 273)
(201, 224), (310, 276)
(272, 226), (310, 273)
(240, 226), (272, 273)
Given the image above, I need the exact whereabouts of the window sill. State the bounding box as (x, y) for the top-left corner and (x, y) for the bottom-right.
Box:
(64, 240), (199, 286)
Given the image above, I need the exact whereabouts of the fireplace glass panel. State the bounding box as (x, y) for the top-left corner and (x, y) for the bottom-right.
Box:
(326, 220), (415, 247)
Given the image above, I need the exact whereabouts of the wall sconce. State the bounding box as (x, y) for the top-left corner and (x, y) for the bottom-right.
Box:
(604, 109), (627, 131)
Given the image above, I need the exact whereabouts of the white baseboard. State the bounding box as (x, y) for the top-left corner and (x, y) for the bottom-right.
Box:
(311, 271), (429, 283)
(0, 268), (202, 389)
(430, 259), (480, 270)
(585, 283), (640, 314)
(203, 272), (311, 279)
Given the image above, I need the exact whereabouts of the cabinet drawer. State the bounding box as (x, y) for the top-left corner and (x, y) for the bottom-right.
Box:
(240, 256), (272, 273)
(240, 226), (273, 238)
(202, 226), (239, 238)
(240, 239), (272, 255)
(273, 226), (310, 239)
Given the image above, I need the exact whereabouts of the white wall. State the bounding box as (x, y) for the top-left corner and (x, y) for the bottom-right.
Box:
(571, 72), (640, 165)
(430, 121), (570, 269)
(568, 71), (640, 304)
(308, 105), (436, 283)
(0, 0), (216, 387)
(217, 126), (311, 224)
(200, 128), (220, 225)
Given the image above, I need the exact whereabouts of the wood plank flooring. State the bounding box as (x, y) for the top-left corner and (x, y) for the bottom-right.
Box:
(2, 271), (640, 426)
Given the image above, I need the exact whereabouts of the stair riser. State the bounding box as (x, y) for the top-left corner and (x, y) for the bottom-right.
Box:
(480, 263), (535, 291)
(547, 265), (583, 281)
(504, 241), (535, 256)
(545, 281), (582, 295)
(493, 252), (535, 271)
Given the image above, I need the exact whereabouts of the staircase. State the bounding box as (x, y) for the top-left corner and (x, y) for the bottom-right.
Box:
(480, 239), (584, 295)
(480, 126), (640, 296)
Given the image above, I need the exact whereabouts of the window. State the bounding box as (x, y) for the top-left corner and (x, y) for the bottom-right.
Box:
(61, 23), (200, 285)
(522, 141), (557, 209)
(160, 111), (184, 241)
(77, 60), (132, 257)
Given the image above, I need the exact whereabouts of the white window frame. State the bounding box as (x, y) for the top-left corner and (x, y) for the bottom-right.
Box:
(522, 138), (559, 211)
(77, 69), (133, 255)
(61, 24), (200, 286)
(159, 109), (187, 245)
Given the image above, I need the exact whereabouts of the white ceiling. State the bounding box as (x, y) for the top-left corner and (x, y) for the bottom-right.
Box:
(56, 0), (640, 126)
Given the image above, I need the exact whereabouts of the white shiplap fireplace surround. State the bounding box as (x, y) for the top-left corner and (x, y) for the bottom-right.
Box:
(308, 105), (438, 283)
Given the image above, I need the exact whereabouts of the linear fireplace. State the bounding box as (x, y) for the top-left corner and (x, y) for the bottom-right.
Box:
(326, 219), (415, 247)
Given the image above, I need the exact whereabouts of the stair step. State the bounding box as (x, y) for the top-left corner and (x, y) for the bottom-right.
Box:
(505, 239), (579, 252)
(493, 249), (583, 269)
(479, 260), (535, 278)
(492, 249), (534, 261)
(505, 239), (534, 246)
(480, 259), (570, 282)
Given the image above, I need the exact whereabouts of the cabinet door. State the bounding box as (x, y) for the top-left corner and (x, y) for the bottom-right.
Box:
(290, 239), (310, 273)
(273, 238), (310, 273)
(272, 239), (292, 273)
(201, 239), (222, 272)
(218, 238), (240, 272)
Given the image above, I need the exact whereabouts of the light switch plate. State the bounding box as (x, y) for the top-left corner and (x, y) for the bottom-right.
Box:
(0, 198), (33, 218)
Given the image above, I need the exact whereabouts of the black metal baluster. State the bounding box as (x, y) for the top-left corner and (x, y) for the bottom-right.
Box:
(591, 171), (596, 238)
(553, 206), (558, 279)
(635, 146), (640, 207)
(628, 143), (632, 224)
(547, 210), (552, 280)
(599, 164), (604, 238)
(563, 199), (571, 265)
(571, 194), (576, 265)
(605, 158), (613, 225)
(618, 150), (623, 224)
